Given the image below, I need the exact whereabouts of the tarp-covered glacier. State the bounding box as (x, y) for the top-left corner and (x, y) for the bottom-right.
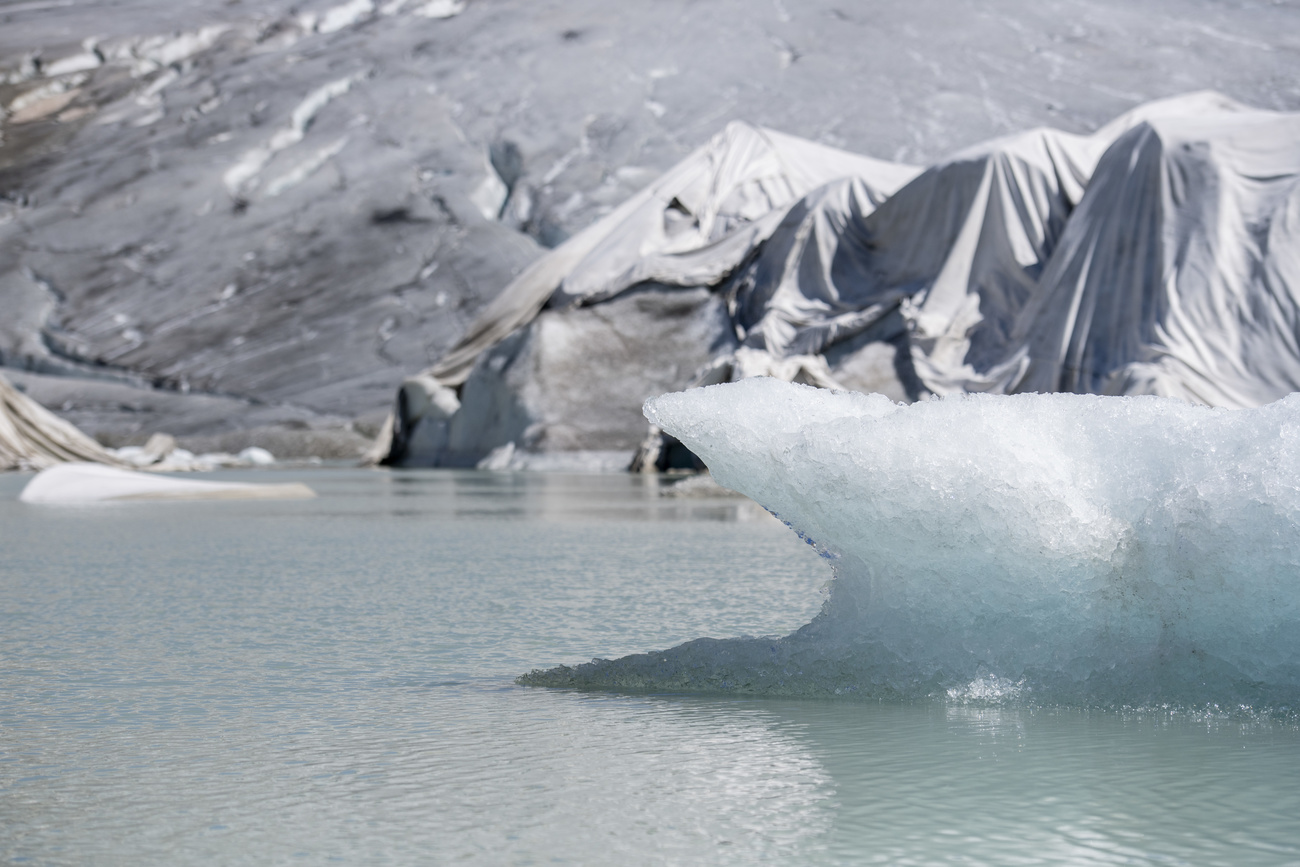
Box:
(388, 92), (1300, 468)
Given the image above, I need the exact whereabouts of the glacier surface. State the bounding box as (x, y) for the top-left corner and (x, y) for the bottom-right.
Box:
(523, 379), (1300, 707)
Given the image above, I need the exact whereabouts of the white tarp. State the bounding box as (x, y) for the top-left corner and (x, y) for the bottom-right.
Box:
(0, 374), (130, 471)
(387, 91), (1300, 463)
(1010, 107), (1300, 407)
(424, 122), (921, 386)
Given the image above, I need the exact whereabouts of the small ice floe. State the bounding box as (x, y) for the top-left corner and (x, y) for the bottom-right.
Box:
(113, 433), (214, 471)
(111, 435), (278, 471)
(113, 432), (180, 467)
(236, 446), (275, 466)
(659, 473), (740, 498)
(475, 441), (515, 470)
(19, 463), (315, 504)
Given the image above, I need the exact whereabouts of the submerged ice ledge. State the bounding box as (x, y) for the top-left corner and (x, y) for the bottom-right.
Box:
(520, 379), (1300, 707)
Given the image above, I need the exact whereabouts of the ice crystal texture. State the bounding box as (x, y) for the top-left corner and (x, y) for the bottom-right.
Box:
(560, 379), (1300, 706)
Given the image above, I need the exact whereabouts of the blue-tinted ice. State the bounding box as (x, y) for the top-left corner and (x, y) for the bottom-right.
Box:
(523, 380), (1300, 707)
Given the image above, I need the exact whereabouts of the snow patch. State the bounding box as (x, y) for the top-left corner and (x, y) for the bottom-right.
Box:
(224, 74), (362, 197)
(413, 0), (466, 19)
(265, 137), (349, 197)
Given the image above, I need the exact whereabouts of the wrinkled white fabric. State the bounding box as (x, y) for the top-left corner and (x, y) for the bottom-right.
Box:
(425, 122), (920, 386)
(1009, 108), (1300, 408)
(398, 91), (1300, 464)
(0, 375), (130, 471)
(19, 462), (315, 503)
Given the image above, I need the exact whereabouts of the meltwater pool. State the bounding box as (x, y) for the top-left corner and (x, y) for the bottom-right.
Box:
(2, 469), (1297, 864)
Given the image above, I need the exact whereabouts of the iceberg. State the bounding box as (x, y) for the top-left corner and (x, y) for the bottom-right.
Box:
(521, 379), (1300, 708)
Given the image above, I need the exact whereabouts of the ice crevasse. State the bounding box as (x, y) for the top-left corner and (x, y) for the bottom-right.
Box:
(522, 379), (1300, 708)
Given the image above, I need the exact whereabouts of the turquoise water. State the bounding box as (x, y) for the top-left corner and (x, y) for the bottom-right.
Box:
(2, 469), (1298, 865)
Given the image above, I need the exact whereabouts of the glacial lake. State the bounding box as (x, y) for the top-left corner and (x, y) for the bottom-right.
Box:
(2, 468), (1298, 865)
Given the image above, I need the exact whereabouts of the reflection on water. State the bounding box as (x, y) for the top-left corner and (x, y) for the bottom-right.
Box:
(767, 701), (1300, 865)
(329, 468), (775, 523)
(1, 469), (1297, 864)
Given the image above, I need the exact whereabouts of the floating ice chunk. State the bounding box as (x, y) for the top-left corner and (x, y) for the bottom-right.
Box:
(112, 445), (147, 464)
(476, 441), (516, 471)
(612, 378), (1300, 705)
(238, 447), (275, 466)
(20, 463), (314, 504)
